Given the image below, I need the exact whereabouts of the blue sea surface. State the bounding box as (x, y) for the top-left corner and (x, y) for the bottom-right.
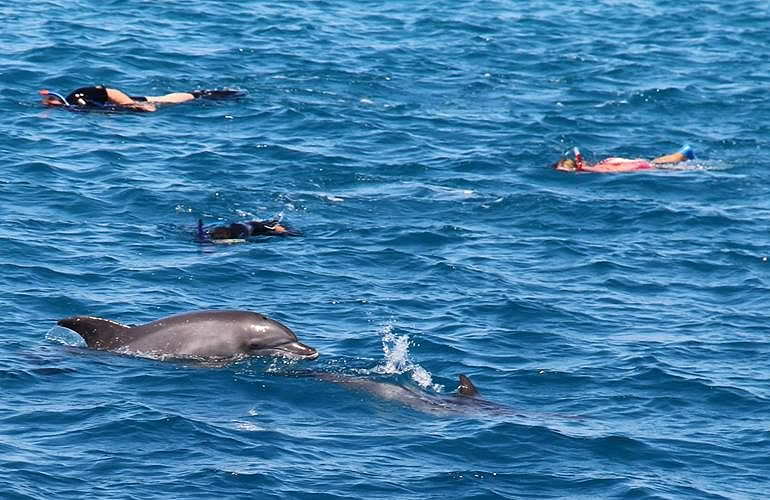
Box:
(2, 0), (770, 498)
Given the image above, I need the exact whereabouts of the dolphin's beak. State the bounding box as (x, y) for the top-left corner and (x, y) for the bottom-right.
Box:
(276, 341), (319, 360)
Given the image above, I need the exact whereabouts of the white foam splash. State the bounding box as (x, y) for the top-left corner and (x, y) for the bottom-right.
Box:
(233, 421), (264, 432)
(375, 323), (443, 392)
(45, 326), (86, 346)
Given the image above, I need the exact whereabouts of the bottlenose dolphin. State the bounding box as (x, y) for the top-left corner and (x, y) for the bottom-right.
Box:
(57, 310), (319, 362)
(313, 372), (509, 416)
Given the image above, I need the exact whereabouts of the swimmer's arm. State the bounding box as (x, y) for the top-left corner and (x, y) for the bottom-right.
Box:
(578, 165), (605, 172)
(123, 101), (157, 112)
(261, 221), (287, 234)
(105, 88), (157, 112)
(583, 163), (641, 173)
(583, 158), (641, 172)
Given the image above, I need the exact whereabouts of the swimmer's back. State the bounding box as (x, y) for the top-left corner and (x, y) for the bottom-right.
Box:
(592, 157), (653, 172)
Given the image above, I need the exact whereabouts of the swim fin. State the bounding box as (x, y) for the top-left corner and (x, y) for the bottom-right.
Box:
(191, 89), (246, 100)
(678, 144), (695, 160)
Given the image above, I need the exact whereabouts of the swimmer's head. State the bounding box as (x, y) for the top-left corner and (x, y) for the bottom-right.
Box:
(553, 158), (577, 171)
(39, 90), (68, 107)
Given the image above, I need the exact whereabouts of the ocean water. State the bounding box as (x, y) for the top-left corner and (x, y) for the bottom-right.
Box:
(2, 0), (770, 498)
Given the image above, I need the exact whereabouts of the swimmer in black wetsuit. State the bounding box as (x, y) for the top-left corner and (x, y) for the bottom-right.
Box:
(197, 219), (301, 242)
(39, 85), (244, 112)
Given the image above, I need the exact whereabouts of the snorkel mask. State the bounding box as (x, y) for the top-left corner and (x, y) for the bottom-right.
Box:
(556, 147), (585, 171)
(554, 147), (585, 172)
(39, 89), (70, 106)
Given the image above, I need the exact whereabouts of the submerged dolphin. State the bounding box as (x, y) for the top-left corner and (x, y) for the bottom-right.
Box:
(313, 372), (508, 416)
(57, 310), (319, 362)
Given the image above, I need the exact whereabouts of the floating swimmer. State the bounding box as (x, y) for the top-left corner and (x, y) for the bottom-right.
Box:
(196, 218), (301, 244)
(553, 145), (695, 173)
(39, 85), (245, 112)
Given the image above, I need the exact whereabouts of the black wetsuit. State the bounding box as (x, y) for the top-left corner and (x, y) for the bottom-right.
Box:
(66, 86), (110, 106)
(210, 220), (298, 239)
(64, 85), (148, 107)
(230, 221), (276, 238)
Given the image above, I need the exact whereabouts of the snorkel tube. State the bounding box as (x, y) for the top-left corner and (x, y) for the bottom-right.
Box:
(573, 147), (585, 171)
(196, 219), (210, 243)
(39, 89), (70, 106)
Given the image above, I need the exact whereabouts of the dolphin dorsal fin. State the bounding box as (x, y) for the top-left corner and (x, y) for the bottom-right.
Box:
(457, 374), (479, 397)
(58, 316), (132, 350)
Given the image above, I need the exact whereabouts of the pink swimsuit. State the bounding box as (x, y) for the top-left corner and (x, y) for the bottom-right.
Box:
(594, 157), (653, 171)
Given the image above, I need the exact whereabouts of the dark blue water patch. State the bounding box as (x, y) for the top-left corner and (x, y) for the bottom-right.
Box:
(5, 0), (770, 497)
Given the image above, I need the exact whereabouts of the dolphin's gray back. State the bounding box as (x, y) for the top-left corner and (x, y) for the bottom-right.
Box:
(315, 373), (434, 408)
(124, 310), (268, 358)
(57, 316), (135, 350)
(58, 310), (260, 357)
(312, 372), (509, 416)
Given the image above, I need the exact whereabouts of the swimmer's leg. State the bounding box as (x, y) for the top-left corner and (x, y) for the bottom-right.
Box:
(145, 92), (197, 104)
(127, 89), (246, 107)
(145, 90), (245, 103)
(651, 145), (695, 164)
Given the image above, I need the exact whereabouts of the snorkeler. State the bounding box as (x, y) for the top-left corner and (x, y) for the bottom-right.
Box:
(39, 85), (245, 112)
(197, 219), (301, 243)
(553, 145), (695, 173)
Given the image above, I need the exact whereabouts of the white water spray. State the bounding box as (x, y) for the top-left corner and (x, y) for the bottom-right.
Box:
(375, 323), (443, 392)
